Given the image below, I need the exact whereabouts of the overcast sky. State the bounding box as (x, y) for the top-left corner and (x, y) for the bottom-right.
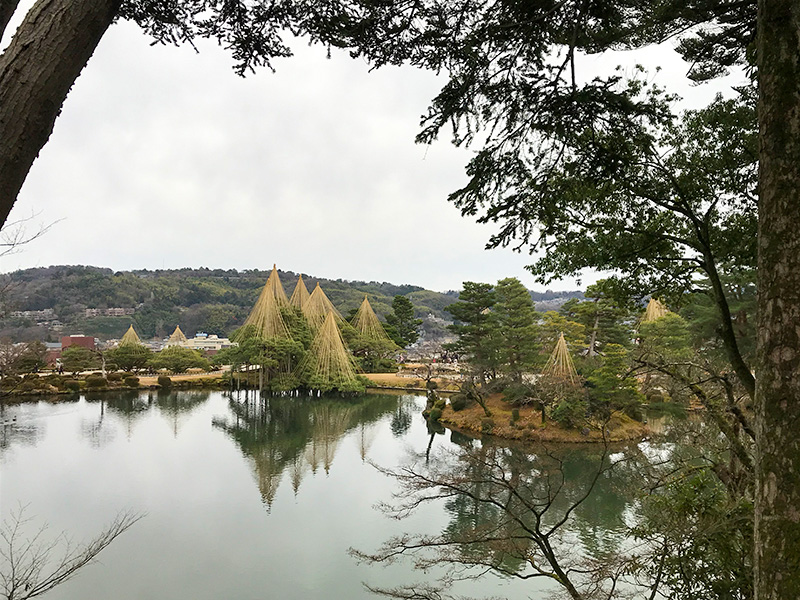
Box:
(0, 11), (740, 293)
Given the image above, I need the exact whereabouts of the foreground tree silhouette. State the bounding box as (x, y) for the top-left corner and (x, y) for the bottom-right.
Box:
(2, 1), (800, 595)
(0, 506), (140, 600)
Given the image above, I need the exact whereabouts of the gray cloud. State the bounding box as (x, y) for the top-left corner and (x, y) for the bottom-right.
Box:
(1, 16), (741, 292)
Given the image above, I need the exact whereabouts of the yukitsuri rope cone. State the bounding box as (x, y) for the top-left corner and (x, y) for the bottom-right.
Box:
(266, 264), (289, 307)
(119, 324), (143, 347)
(166, 325), (187, 346)
(244, 268), (291, 339)
(542, 332), (578, 384)
(299, 311), (361, 391)
(351, 295), (394, 344)
(642, 298), (669, 322)
(303, 283), (343, 331)
(290, 274), (310, 310)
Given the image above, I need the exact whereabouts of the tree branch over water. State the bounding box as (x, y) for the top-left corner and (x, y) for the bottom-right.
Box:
(0, 505), (142, 600)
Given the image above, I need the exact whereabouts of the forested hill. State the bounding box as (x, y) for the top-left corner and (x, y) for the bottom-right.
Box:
(0, 266), (582, 341)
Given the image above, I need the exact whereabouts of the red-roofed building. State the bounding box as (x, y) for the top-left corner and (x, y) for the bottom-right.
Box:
(61, 335), (96, 350)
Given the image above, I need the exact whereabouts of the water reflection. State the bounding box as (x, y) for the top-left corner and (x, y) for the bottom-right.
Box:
(154, 390), (209, 437)
(378, 436), (651, 596)
(1, 412), (43, 451)
(213, 392), (399, 507)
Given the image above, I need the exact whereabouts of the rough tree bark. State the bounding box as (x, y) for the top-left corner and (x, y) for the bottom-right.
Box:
(0, 0), (119, 228)
(754, 0), (800, 597)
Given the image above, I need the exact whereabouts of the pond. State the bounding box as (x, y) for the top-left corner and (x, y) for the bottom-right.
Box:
(0, 391), (647, 599)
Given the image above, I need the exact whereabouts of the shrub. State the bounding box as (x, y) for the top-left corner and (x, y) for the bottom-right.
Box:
(124, 376), (140, 387)
(64, 379), (81, 392)
(157, 375), (172, 388)
(0, 375), (21, 389)
(106, 372), (123, 382)
(511, 408), (520, 422)
(481, 417), (495, 433)
(450, 394), (467, 411)
(429, 407), (442, 422)
(552, 399), (588, 429)
(434, 398), (446, 410)
(18, 381), (36, 392)
(85, 375), (107, 388)
(426, 379), (438, 390)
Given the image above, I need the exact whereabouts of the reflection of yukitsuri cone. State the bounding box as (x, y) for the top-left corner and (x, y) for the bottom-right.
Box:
(253, 447), (283, 507)
(542, 332), (578, 384)
(310, 403), (356, 474)
(299, 311), (360, 390)
(119, 324), (142, 346)
(290, 274), (311, 310)
(305, 436), (321, 474)
(357, 422), (378, 462)
(291, 455), (305, 495)
(642, 298), (669, 322)
(244, 267), (291, 339)
(351, 295), (394, 343)
(166, 325), (187, 346)
(303, 284), (343, 331)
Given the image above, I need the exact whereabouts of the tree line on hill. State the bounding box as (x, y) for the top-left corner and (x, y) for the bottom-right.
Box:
(0, 265), (583, 344)
(0, 265), (457, 341)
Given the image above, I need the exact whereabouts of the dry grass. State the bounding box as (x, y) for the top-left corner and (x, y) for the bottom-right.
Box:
(440, 393), (648, 443)
(364, 372), (460, 391)
(137, 370), (225, 386)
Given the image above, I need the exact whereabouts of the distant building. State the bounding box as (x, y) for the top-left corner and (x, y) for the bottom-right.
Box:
(84, 307), (136, 318)
(45, 342), (62, 365)
(61, 335), (97, 351)
(184, 333), (235, 353)
(9, 308), (57, 321)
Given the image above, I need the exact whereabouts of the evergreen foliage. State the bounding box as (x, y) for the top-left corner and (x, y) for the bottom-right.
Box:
(384, 296), (422, 348)
(493, 278), (538, 382)
(149, 346), (210, 374)
(105, 344), (152, 372)
(60, 346), (101, 374)
(446, 282), (501, 381)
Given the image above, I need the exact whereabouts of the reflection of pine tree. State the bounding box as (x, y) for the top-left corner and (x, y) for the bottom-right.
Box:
(214, 393), (397, 505)
(390, 405), (412, 437)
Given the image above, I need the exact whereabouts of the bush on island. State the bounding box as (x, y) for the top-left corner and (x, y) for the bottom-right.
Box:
(450, 394), (467, 412)
(158, 375), (172, 388)
(85, 375), (107, 388)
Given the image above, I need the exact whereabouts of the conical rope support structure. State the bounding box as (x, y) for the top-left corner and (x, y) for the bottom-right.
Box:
(542, 332), (578, 384)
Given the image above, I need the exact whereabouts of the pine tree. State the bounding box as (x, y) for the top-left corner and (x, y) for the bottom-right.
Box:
(494, 277), (538, 382)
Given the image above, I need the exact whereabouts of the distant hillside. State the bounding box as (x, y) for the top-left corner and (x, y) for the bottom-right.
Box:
(0, 265), (456, 342)
(0, 266), (585, 342)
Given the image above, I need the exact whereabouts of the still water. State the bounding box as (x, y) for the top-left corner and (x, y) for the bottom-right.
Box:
(0, 391), (637, 599)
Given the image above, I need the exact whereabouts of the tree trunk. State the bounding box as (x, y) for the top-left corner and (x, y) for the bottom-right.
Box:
(0, 0), (21, 42)
(0, 0), (119, 228)
(587, 313), (599, 358)
(703, 247), (756, 399)
(754, 0), (800, 597)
